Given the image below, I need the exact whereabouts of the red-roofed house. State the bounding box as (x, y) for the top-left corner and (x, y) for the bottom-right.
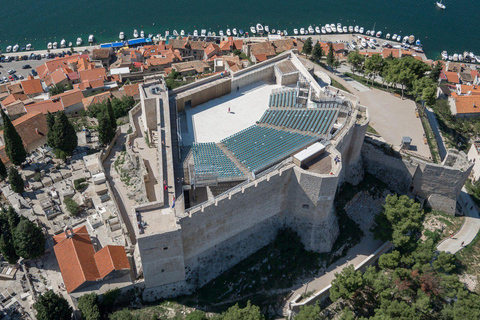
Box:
(51, 89), (85, 114)
(442, 71), (460, 84)
(452, 95), (480, 118)
(53, 226), (130, 293)
(26, 99), (65, 115)
(0, 111), (48, 152)
(21, 77), (44, 98)
(204, 43), (221, 60)
(46, 69), (69, 87)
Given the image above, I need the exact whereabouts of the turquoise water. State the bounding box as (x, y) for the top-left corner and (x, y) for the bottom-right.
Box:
(0, 0), (478, 59)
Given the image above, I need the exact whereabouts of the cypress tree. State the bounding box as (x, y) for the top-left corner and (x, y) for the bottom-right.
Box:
(6, 206), (20, 230)
(8, 167), (24, 194)
(46, 111), (56, 149)
(1, 109), (26, 166)
(106, 99), (117, 133)
(327, 43), (335, 67)
(52, 112), (78, 158)
(0, 233), (19, 264)
(0, 158), (7, 180)
(98, 112), (114, 145)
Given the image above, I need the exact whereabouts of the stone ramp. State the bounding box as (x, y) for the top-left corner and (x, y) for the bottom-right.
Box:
(217, 142), (252, 178)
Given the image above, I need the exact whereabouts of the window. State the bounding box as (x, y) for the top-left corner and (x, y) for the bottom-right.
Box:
(163, 247), (168, 250)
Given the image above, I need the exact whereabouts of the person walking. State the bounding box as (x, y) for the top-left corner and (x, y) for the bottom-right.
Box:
(228, 107), (230, 113)
(461, 241), (465, 247)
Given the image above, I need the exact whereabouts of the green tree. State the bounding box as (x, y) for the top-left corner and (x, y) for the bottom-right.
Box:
(302, 37), (313, 56)
(6, 206), (20, 230)
(34, 290), (72, 320)
(13, 219), (45, 260)
(78, 293), (101, 320)
(339, 308), (355, 320)
(373, 194), (424, 249)
(326, 43), (335, 68)
(346, 51), (365, 75)
(109, 309), (138, 320)
(0, 233), (19, 264)
(1, 109), (26, 165)
(46, 111), (56, 148)
(0, 158), (7, 180)
(378, 250), (401, 270)
(433, 251), (456, 273)
(422, 85), (437, 106)
(430, 62), (443, 82)
(364, 54), (384, 85)
(330, 265), (364, 302)
(49, 84), (66, 95)
(412, 77), (437, 105)
(222, 301), (264, 320)
(8, 167), (24, 194)
(64, 197), (80, 216)
(52, 112), (78, 158)
(294, 303), (321, 320)
(98, 111), (115, 145)
(311, 42), (324, 61)
(186, 310), (207, 320)
(106, 99), (117, 133)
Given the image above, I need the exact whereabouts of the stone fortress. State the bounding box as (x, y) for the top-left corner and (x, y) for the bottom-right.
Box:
(121, 51), (471, 300)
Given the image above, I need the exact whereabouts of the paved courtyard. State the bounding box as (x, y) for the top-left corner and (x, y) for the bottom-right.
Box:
(180, 81), (282, 145)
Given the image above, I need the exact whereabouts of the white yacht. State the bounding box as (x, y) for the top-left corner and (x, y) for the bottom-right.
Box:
(173, 30), (179, 36)
(349, 26), (354, 33)
(459, 54), (464, 61)
(227, 29), (232, 36)
(277, 30), (281, 35)
(60, 39), (66, 48)
(437, 0), (446, 9)
(408, 35), (415, 44)
(88, 35), (94, 43)
(300, 28), (305, 35)
(208, 31), (212, 37)
(337, 23), (342, 30)
(6, 45), (12, 53)
(119, 32), (125, 40)
(359, 27), (364, 33)
(193, 30), (199, 37)
(366, 31), (371, 36)
(250, 26), (256, 34)
(76, 37), (82, 46)
(284, 30), (288, 36)
(354, 26), (359, 32)
(376, 31), (382, 38)
(386, 33), (391, 39)
(321, 26), (326, 34)
(219, 30), (224, 36)
(26, 43), (31, 51)
(148, 33), (153, 39)
(256, 23), (264, 34)
(140, 30), (145, 38)
(232, 28), (237, 36)
(133, 29), (139, 38)
(441, 51), (448, 60)
(47, 43), (52, 50)
(315, 26), (321, 34)
(12, 44), (19, 52)
(212, 32), (216, 36)
(453, 53), (459, 61)
(326, 25), (332, 33)
(331, 25), (337, 33)
(338, 26), (344, 33)
(293, 28), (299, 35)
(265, 26), (269, 33)
(272, 29), (276, 34)
(308, 25), (314, 34)
(392, 34), (397, 41)
(397, 35), (402, 42)
(180, 30), (185, 36)
(343, 26), (348, 33)
(201, 29), (206, 37)
(53, 42), (58, 49)
(165, 30), (170, 37)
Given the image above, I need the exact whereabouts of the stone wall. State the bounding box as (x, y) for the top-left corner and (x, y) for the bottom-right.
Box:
(361, 140), (472, 215)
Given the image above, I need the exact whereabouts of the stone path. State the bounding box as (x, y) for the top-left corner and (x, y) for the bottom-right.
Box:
(437, 189), (480, 254)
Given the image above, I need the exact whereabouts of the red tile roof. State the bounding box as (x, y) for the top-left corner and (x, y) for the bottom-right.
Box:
(79, 68), (107, 83)
(53, 226), (130, 293)
(21, 79), (43, 95)
(26, 99), (64, 114)
(455, 95), (480, 114)
(82, 91), (111, 109)
(255, 54), (268, 62)
(1, 93), (27, 107)
(50, 69), (67, 85)
(52, 89), (84, 108)
(94, 245), (130, 279)
(123, 84), (139, 98)
(445, 71), (460, 84)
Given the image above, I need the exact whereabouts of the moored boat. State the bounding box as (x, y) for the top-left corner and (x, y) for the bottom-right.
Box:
(349, 26), (354, 33)
(294, 28), (299, 35)
(227, 29), (232, 36)
(326, 25), (331, 33)
(76, 37), (82, 46)
(354, 26), (359, 32)
(300, 28), (305, 35)
(88, 35), (94, 43)
(133, 29), (139, 38)
(193, 30), (198, 37)
(173, 30), (179, 36)
(343, 26), (348, 33)
(47, 43), (52, 50)
(359, 27), (364, 33)
(376, 31), (382, 38)
(265, 26), (269, 33)
(181, 30), (185, 36)
(321, 26), (326, 34)
(284, 30), (288, 36)
(437, 0), (446, 9)
(140, 30), (145, 38)
(250, 26), (256, 34)
(315, 26), (321, 34)
(6, 45), (12, 52)
(386, 33), (391, 39)
(119, 32), (125, 40)
(219, 30), (224, 36)
(256, 23), (264, 34)
(60, 39), (66, 48)
(308, 25), (314, 34)
(26, 43), (31, 51)
(53, 42), (58, 49)
(408, 35), (415, 44)
(12, 44), (19, 52)
(232, 28), (237, 36)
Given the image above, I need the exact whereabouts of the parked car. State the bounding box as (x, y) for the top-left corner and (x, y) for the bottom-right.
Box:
(22, 64), (31, 69)
(7, 69), (16, 74)
(18, 74), (24, 80)
(31, 69), (38, 76)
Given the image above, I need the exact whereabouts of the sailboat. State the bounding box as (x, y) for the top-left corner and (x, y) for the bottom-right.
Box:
(436, 0), (446, 9)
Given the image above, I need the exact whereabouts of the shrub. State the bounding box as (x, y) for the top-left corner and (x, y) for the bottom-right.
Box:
(74, 178), (87, 190)
(64, 197), (79, 216)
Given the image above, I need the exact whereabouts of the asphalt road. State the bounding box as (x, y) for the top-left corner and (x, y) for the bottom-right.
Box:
(0, 58), (45, 80)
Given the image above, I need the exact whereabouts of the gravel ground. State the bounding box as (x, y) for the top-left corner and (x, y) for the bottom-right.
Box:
(345, 190), (390, 232)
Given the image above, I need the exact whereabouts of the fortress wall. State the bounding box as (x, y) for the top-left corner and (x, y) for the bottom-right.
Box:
(180, 169), (292, 262)
(231, 65), (275, 89)
(286, 167), (340, 252)
(137, 228), (186, 288)
(176, 78), (232, 111)
(362, 141), (472, 215)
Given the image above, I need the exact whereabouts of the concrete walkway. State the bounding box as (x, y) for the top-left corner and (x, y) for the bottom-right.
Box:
(282, 232), (383, 315)
(437, 189), (480, 254)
